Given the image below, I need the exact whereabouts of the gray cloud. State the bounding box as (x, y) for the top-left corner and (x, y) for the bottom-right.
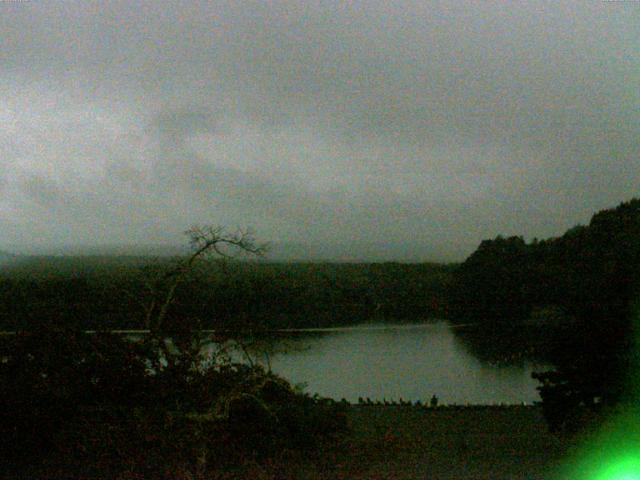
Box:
(0, 1), (638, 259)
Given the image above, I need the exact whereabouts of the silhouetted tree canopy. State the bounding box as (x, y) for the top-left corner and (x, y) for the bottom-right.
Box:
(449, 198), (640, 431)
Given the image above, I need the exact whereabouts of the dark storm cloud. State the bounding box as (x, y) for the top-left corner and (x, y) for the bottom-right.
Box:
(0, 1), (638, 259)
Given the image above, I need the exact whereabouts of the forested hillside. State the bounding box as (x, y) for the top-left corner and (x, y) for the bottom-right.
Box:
(0, 259), (454, 331)
(449, 198), (640, 330)
(449, 198), (640, 430)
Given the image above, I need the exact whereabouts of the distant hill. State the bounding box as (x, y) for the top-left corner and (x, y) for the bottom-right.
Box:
(2, 244), (189, 258)
(3, 242), (466, 264)
(263, 242), (466, 263)
(0, 250), (19, 264)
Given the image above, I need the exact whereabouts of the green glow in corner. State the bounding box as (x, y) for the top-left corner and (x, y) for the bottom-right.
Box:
(591, 298), (640, 480)
(554, 401), (640, 480)
(592, 456), (640, 480)
(556, 301), (640, 480)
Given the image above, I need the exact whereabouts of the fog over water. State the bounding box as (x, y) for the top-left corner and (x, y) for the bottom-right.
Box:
(1, 1), (638, 261)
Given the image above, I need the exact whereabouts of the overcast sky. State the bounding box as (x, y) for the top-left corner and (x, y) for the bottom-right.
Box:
(1, 1), (638, 260)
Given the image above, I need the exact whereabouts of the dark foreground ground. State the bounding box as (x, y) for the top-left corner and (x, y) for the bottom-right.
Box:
(7, 405), (574, 479)
(331, 405), (569, 480)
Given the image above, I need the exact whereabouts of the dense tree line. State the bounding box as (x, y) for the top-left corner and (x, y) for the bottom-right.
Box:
(448, 198), (640, 431)
(0, 259), (454, 332)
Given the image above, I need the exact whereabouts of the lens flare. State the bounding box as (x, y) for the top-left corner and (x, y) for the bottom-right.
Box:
(555, 302), (640, 480)
(593, 456), (640, 480)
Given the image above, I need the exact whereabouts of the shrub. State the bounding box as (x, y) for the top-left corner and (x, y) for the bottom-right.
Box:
(0, 327), (348, 478)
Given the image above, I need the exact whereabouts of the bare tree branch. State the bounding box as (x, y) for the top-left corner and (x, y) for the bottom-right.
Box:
(145, 225), (267, 334)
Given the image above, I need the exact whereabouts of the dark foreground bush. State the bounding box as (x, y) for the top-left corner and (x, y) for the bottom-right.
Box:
(0, 327), (348, 478)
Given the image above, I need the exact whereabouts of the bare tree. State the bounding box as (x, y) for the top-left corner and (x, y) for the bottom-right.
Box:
(142, 226), (267, 333)
(129, 226), (268, 475)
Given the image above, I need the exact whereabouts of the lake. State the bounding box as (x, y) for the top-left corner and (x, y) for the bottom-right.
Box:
(212, 322), (548, 405)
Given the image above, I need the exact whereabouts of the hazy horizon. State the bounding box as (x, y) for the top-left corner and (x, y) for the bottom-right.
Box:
(1, 239), (468, 263)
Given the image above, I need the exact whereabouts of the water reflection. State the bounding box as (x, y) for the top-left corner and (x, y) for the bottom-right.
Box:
(221, 322), (549, 405)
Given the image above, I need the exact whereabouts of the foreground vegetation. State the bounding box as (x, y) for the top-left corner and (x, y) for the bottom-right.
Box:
(0, 227), (350, 478)
(0, 326), (348, 478)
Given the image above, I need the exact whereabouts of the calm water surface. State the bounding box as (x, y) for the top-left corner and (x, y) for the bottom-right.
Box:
(241, 322), (547, 405)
